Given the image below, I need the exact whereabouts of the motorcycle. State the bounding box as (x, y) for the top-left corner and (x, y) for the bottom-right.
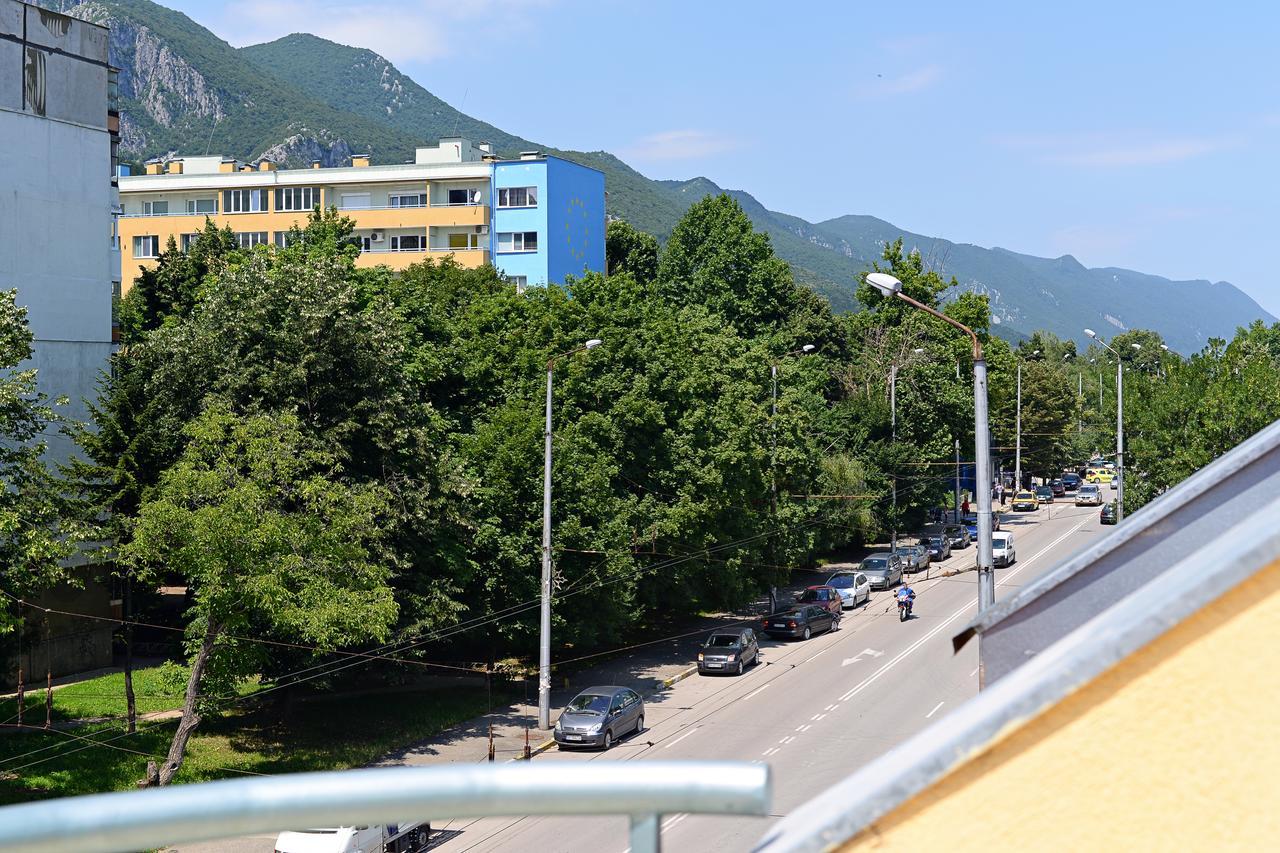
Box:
(896, 592), (914, 622)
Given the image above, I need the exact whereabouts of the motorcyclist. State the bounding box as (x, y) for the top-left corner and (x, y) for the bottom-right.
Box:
(895, 584), (916, 617)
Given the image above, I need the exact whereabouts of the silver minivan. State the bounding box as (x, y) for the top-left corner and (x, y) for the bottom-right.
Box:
(992, 532), (1016, 567)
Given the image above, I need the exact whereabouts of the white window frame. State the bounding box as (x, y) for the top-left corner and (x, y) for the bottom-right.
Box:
(497, 231), (538, 253)
(340, 193), (371, 210)
(390, 192), (427, 208)
(180, 232), (201, 252)
(446, 187), (482, 206)
(276, 187), (318, 212)
(142, 200), (168, 216)
(234, 231), (269, 249)
(224, 189), (265, 213)
(497, 186), (537, 208)
(390, 232), (425, 252)
(186, 198), (217, 215)
(132, 235), (159, 258)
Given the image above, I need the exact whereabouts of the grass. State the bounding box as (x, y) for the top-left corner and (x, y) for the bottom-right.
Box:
(0, 686), (495, 805)
(0, 665), (258, 722)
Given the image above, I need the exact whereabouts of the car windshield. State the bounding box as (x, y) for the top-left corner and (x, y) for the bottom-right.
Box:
(927, 536), (945, 545)
(797, 589), (822, 601)
(706, 634), (740, 648)
(565, 693), (611, 714)
(862, 558), (887, 569)
(828, 575), (856, 588)
(993, 536), (1009, 546)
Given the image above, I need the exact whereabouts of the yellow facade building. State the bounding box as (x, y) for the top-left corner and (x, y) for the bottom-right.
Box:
(117, 139), (496, 294)
(757, 417), (1280, 852)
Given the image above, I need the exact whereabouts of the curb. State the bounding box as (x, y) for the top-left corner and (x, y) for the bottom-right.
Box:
(661, 664), (699, 689)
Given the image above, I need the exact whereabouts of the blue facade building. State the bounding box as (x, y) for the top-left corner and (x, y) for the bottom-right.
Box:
(492, 154), (605, 288)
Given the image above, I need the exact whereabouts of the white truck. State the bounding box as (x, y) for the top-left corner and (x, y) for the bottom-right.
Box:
(274, 822), (430, 853)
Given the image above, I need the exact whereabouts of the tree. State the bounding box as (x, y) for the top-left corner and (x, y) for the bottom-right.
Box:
(121, 405), (396, 785)
(117, 221), (237, 342)
(0, 290), (84, 636)
(605, 220), (658, 282)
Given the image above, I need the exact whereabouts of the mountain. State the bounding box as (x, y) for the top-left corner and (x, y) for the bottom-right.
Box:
(63, 0), (1275, 351)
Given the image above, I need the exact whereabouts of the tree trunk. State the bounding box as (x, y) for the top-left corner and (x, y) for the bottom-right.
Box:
(155, 617), (219, 786)
(124, 579), (136, 734)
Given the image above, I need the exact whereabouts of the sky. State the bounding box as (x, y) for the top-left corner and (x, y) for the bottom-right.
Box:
(165, 0), (1280, 316)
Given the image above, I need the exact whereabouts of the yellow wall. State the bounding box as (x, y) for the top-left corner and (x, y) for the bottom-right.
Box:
(843, 558), (1280, 851)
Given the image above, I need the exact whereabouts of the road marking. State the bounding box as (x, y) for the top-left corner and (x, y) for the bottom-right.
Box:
(803, 647), (830, 664)
(969, 666), (980, 678)
(925, 701), (945, 719)
(762, 747), (779, 756)
(841, 648), (886, 667)
(780, 735), (796, 744)
(810, 713), (824, 721)
(662, 726), (700, 750)
(743, 683), (772, 701)
(796, 724), (810, 732)
(837, 516), (1090, 705)
(824, 704), (836, 711)
(662, 814), (687, 830)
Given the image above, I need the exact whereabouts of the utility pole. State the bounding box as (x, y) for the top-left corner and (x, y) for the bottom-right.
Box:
(1014, 361), (1022, 492)
(890, 363), (897, 552)
(1078, 372), (1083, 434)
(954, 438), (960, 522)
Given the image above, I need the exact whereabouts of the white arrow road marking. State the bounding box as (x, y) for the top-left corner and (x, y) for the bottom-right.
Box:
(842, 648), (886, 667)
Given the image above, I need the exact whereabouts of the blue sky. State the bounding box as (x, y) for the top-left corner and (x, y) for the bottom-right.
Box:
(167, 0), (1280, 316)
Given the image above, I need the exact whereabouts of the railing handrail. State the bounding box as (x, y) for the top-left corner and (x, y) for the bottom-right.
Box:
(0, 762), (770, 853)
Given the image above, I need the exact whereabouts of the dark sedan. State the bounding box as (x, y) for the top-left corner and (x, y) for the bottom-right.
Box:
(554, 686), (644, 750)
(761, 605), (837, 640)
(893, 544), (930, 573)
(922, 533), (951, 561)
(1035, 485), (1055, 504)
(943, 524), (971, 549)
(1101, 502), (1118, 525)
(1049, 479), (1066, 497)
(697, 627), (759, 676)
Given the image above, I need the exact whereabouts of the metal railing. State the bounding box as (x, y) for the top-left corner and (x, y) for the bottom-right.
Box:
(0, 761), (770, 853)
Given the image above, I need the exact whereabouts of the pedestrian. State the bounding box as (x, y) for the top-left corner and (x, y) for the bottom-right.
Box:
(999, 484), (1007, 506)
(961, 496), (970, 516)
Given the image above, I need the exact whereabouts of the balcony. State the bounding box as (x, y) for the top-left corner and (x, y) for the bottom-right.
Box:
(338, 204), (488, 229)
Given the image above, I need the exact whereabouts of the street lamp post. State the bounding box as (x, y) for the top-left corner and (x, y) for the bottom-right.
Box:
(1014, 350), (1038, 493)
(867, 273), (995, 611)
(1085, 329), (1124, 523)
(539, 337), (602, 730)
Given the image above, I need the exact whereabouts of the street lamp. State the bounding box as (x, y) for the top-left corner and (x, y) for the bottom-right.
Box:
(1085, 328), (1125, 523)
(539, 337), (602, 729)
(866, 273), (995, 612)
(1015, 349), (1039, 493)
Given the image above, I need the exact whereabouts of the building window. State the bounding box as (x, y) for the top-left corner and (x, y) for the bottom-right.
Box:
(223, 189), (266, 213)
(497, 186), (537, 208)
(187, 198), (217, 215)
(110, 208), (120, 249)
(234, 231), (269, 249)
(510, 275), (528, 291)
(274, 231), (300, 248)
(390, 233), (425, 252)
(446, 232), (481, 250)
(497, 231), (538, 253)
(446, 187), (482, 206)
(142, 200), (168, 216)
(132, 235), (159, 258)
(180, 233), (201, 252)
(276, 187), (318, 212)
(390, 192), (427, 208)
(340, 193), (371, 210)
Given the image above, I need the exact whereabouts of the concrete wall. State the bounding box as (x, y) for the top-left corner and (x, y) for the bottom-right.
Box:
(841, 556), (1280, 850)
(546, 156), (606, 285)
(492, 160), (549, 286)
(4, 568), (115, 687)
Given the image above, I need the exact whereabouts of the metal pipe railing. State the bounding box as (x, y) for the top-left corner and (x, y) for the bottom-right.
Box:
(0, 761), (770, 853)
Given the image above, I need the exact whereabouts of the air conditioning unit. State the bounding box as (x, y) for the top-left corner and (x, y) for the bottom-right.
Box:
(475, 225), (489, 235)
(370, 231), (384, 242)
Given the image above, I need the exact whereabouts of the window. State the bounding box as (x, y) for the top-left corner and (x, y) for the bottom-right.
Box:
(276, 187), (318, 212)
(390, 192), (427, 208)
(142, 200), (168, 216)
(234, 231), (268, 249)
(446, 187), (481, 206)
(510, 275), (528, 290)
(497, 231), (538, 253)
(390, 233), (424, 252)
(497, 186), (537, 208)
(340, 193), (371, 210)
(132, 235), (159, 258)
(223, 189), (265, 213)
(180, 233), (200, 252)
(446, 232), (480, 250)
(110, 208), (120, 249)
(274, 231), (300, 248)
(186, 198), (217, 215)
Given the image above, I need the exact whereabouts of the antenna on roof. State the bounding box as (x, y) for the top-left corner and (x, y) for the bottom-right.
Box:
(452, 87), (468, 138)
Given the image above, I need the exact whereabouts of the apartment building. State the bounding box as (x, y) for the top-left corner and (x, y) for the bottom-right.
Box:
(1, 0), (118, 680)
(117, 140), (606, 291)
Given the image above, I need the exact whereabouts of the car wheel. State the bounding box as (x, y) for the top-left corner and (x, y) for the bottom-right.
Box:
(735, 660), (744, 675)
(833, 615), (841, 631)
(802, 626), (811, 640)
(603, 730), (613, 750)
(635, 714), (644, 734)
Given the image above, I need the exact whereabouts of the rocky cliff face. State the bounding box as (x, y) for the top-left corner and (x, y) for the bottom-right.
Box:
(257, 134), (354, 168)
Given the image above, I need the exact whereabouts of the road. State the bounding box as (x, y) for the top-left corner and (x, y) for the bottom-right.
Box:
(427, 500), (1099, 853)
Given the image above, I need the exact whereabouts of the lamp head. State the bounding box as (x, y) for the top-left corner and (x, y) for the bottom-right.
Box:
(1084, 328), (1097, 339)
(801, 344), (816, 353)
(865, 272), (903, 296)
(1131, 343), (1142, 350)
(585, 339), (603, 350)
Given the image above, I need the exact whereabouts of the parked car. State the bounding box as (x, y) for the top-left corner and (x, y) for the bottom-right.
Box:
(1049, 479), (1066, 497)
(762, 604), (838, 640)
(991, 531), (1016, 567)
(1061, 472), (1081, 491)
(275, 823), (430, 853)
(922, 533), (952, 562)
(1035, 485), (1055, 504)
(554, 686), (645, 750)
(943, 524), (971, 549)
(859, 553), (904, 589)
(1101, 502), (1119, 524)
(697, 627), (759, 676)
(1011, 491), (1038, 511)
(1076, 484), (1102, 506)
(795, 585), (843, 620)
(1110, 474), (1121, 491)
(1087, 469), (1115, 484)
(896, 543), (931, 573)
(826, 571), (870, 608)
(961, 513), (1002, 540)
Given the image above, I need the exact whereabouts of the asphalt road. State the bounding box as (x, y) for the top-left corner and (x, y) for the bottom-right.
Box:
(426, 500), (1101, 853)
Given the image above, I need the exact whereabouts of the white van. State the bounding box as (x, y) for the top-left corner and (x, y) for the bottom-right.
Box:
(274, 823), (429, 853)
(992, 532), (1015, 567)
(1077, 484), (1102, 506)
